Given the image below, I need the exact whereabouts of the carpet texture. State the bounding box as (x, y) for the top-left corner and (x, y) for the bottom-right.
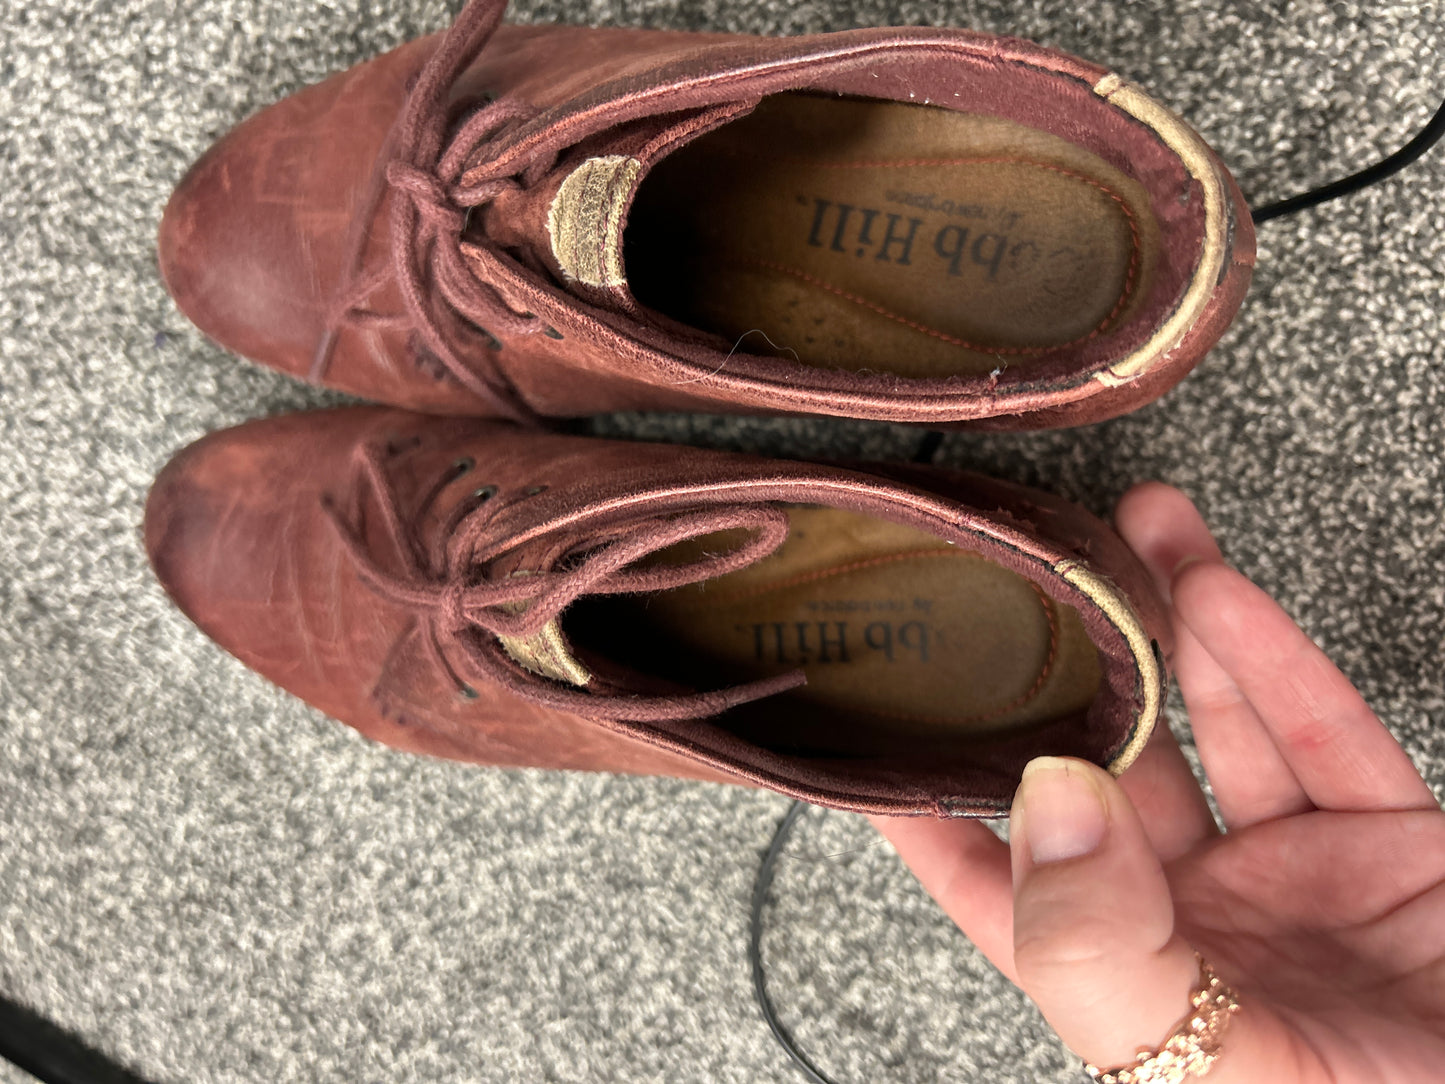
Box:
(2, 1), (1442, 1081)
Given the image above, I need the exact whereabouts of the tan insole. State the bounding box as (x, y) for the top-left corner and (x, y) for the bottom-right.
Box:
(566, 507), (1102, 757)
(625, 93), (1160, 378)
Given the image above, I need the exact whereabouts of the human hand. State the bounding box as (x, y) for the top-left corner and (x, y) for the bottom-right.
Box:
(871, 482), (1445, 1082)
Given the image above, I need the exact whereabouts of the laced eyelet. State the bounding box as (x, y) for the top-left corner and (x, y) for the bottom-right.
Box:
(460, 316), (502, 351)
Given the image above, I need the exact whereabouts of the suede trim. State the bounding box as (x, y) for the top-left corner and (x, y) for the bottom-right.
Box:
(1090, 73), (1227, 384)
(1054, 558), (1161, 773)
(547, 154), (643, 286)
(497, 591), (593, 686)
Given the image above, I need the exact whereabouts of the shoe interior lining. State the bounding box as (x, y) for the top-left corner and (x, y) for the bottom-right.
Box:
(624, 93), (1162, 378)
(565, 505), (1103, 760)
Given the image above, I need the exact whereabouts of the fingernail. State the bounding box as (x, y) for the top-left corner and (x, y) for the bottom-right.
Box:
(1015, 757), (1109, 864)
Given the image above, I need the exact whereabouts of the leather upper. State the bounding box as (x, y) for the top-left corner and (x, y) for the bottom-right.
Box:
(145, 407), (1173, 816)
(158, 0), (1256, 428)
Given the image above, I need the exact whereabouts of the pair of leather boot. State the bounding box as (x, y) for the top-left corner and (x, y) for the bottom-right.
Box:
(147, 0), (1256, 816)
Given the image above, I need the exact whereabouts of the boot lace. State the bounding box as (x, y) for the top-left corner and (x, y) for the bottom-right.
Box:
(310, 0), (551, 423)
(322, 442), (807, 721)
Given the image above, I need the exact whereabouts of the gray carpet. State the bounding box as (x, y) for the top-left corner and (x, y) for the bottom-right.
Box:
(2, 0), (1442, 1081)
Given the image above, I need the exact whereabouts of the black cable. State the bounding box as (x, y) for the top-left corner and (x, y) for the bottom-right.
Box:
(0, 994), (154, 1084)
(749, 801), (841, 1084)
(1252, 92), (1445, 223)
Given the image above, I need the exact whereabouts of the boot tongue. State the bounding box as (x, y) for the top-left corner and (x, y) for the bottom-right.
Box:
(491, 585), (594, 688)
(478, 100), (758, 315)
(483, 537), (596, 689)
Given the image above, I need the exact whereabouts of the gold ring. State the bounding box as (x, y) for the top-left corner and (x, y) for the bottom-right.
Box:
(1085, 953), (1241, 1083)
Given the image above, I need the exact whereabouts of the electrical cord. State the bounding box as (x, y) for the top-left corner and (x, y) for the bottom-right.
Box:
(749, 802), (838, 1084)
(0, 995), (152, 1084)
(1251, 93), (1445, 223)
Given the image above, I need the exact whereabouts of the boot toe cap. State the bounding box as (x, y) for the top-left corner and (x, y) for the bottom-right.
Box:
(156, 43), (433, 385)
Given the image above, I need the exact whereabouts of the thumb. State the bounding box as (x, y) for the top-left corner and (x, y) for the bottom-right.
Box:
(1009, 756), (1202, 1070)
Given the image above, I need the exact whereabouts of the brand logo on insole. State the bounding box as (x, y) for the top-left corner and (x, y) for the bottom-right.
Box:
(800, 195), (1089, 284)
(738, 619), (934, 665)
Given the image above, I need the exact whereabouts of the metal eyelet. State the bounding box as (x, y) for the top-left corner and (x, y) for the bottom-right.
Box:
(457, 684), (479, 701)
(451, 456), (475, 475)
(523, 485), (548, 496)
(461, 317), (502, 351)
(473, 484), (498, 502)
(520, 312), (563, 340)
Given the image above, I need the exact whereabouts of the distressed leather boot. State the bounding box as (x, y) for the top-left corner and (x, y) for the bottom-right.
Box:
(145, 408), (1171, 816)
(158, 0), (1254, 429)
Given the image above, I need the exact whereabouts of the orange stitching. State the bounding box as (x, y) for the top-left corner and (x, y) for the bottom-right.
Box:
(743, 156), (1142, 353)
(751, 260), (1022, 352)
(661, 548), (1062, 726)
